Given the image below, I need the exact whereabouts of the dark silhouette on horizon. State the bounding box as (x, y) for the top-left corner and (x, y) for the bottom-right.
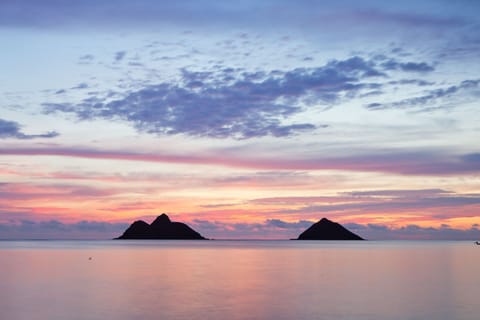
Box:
(116, 213), (206, 240)
(296, 218), (364, 240)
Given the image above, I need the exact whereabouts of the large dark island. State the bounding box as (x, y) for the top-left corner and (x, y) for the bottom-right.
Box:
(296, 217), (364, 240)
(116, 213), (206, 240)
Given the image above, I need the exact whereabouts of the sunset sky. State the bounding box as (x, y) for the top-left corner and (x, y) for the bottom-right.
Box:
(1, 0), (479, 239)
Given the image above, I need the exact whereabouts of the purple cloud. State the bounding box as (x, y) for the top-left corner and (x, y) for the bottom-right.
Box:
(0, 219), (128, 240)
(0, 1), (471, 34)
(345, 223), (480, 240)
(78, 54), (94, 65)
(270, 189), (480, 226)
(42, 56), (392, 139)
(1, 146), (480, 176)
(265, 219), (313, 229)
(381, 60), (435, 72)
(1, 217), (477, 240)
(114, 51), (127, 62)
(0, 118), (59, 140)
(366, 79), (480, 110)
(279, 194), (480, 216)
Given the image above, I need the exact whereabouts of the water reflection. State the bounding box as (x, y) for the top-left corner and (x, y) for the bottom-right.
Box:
(0, 241), (478, 320)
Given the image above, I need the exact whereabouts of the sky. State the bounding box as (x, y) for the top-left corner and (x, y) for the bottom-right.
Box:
(1, 0), (479, 239)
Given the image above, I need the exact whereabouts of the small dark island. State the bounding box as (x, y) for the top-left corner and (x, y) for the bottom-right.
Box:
(116, 213), (206, 240)
(296, 218), (364, 240)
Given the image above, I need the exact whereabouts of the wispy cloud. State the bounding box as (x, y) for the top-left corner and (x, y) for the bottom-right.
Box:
(268, 189), (480, 226)
(252, 188), (480, 211)
(0, 182), (115, 201)
(345, 222), (480, 240)
(380, 60), (435, 72)
(0, 118), (59, 140)
(366, 79), (480, 110)
(114, 50), (127, 62)
(349, 9), (467, 29)
(0, 1), (472, 33)
(0, 219), (128, 239)
(1, 146), (479, 176)
(278, 188), (480, 209)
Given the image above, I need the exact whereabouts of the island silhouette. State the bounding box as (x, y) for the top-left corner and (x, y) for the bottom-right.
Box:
(116, 214), (363, 240)
(116, 213), (206, 239)
(296, 218), (364, 240)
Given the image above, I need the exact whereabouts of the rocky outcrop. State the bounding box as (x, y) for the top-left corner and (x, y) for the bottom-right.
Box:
(296, 218), (364, 240)
(116, 214), (206, 240)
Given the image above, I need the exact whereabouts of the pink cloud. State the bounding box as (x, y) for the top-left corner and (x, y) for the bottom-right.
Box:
(1, 146), (479, 175)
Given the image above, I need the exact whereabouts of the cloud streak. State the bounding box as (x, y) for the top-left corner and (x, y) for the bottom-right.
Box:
(275, 190), (480, 219)
(345, 222), (480, 240)
(367, 79), (480, 110)
(1, 146), (479, 176)
(380, 60), (435, 73)
(0, 219), (128, 240)
(249, 189), (480, 227)
(0, 1), (472, 34)
(0, 183), (116, 201)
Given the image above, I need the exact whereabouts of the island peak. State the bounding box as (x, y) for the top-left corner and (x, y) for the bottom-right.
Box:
(151, 213), (171, 225)
(296, 217), (364, 240)
(116, 214), (206, 240)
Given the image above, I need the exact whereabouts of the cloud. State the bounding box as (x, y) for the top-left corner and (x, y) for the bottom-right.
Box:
(1, 146), (480, 176)
(78, 54), (95, 65)
(71, 83), (89, 90)
(0, 118), (59, 140)
(344, 223), (480, 240)
(264, 219), (313, 229)
(250, 196), (346, 206)
(0, 219), (128, 239)
(250, 189), (459, 207)
(0, 1), (472, 35)
(286, 195), (480, 214)
(0, 1), (253, 29)
(276, 189), (480, 222)
(351, 9), (466, 29)
(189, 218), (313, 239)
(247, 189), (480, 233)
(344, 189), (453, 198)
(387, 79), (434, 86)
(380, 60), (435, 72)
(114, 51), (127, 62)
(462, 153), (480, 163)
(43, 56), (392, 139)
(0, 182), (116, 201)
(366, 79), (480, 110)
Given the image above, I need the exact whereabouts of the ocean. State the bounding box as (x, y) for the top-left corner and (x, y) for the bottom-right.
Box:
(0, 240), (478, 320)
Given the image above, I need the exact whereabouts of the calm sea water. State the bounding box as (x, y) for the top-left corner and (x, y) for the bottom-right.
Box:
(0, 240), (478, 320)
